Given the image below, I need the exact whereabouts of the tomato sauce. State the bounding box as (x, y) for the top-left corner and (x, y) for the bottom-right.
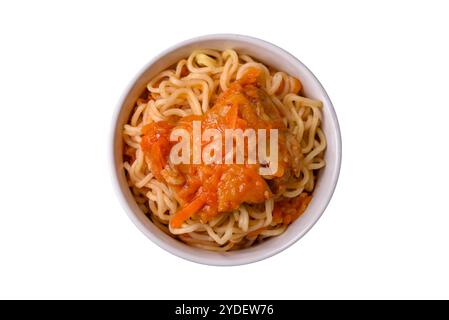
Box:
(140, 68), (296, 228)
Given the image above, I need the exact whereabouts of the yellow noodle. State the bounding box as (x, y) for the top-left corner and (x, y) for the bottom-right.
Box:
(122, 49), (327, 251)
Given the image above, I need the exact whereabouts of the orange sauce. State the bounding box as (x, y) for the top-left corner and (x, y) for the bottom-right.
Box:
(140, 68), (303, 228)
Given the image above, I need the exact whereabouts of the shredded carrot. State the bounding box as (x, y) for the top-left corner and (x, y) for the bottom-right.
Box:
(170, 193), (208, 228)
(140, 121), (174, 181)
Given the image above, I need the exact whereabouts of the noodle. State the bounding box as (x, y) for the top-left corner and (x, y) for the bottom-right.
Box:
(123, 49), (326, 251)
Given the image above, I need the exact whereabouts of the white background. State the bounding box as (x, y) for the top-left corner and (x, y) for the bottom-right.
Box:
(1, 0), (448, 299)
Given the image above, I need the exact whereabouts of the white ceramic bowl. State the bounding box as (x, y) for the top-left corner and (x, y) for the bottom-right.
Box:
(111, 34), (342, 266)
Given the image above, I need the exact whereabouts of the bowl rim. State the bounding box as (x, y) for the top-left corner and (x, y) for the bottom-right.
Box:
(110, 33), (342, 266)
